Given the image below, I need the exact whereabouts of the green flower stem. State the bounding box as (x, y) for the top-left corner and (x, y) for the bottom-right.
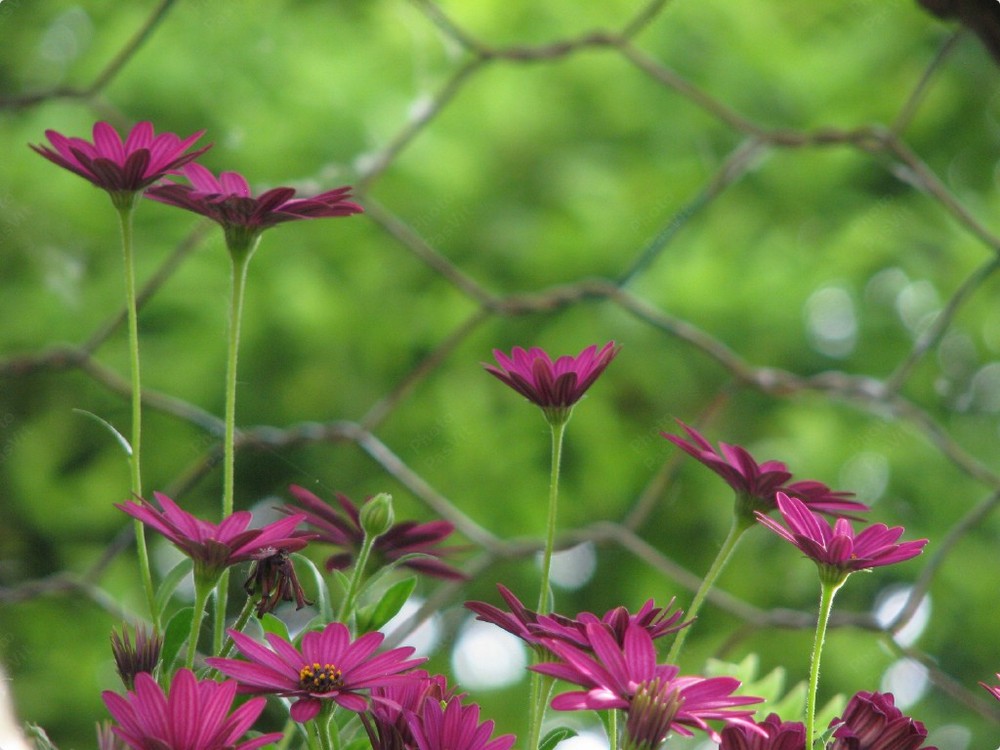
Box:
(314, 703), (338, 750)
(215, 249), (254, 652)
(213, 594), (256, 664)
(212, 569), (230, 656)
(527, 671), (555, 750)
(115, 204), (157, 629)
(538, 419), (567, 614)
(805, 576), (845, 750)
(337, 532), (377, 625)
(665, 515), (752, 665)
(608, 708), (619, 750)
(223, 251), (253, 518)
(185, 574), (215, 670)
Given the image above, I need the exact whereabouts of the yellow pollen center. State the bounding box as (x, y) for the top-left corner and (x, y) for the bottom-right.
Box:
(298, 662), (343, 693)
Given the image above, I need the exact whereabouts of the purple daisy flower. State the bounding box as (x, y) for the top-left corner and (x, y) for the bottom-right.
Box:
(484, 342), (619, 424)
(663, 420), (866, 520)
(283, 484), (465, 580)
(362, 671), (457, 750)
(828, 691), (936, 750)
(206, 621), (424, 723)
(719, 713), (805, 750)
(101, 668), (281, 750)
(115, 492), (311, 582)
(755, 493), (927, 584)
(30, 121), (209, 203)
(532, 622), (760, 744)
(145, 163), (362, 253)
(466, 585), (687, 653)
(407, 696), (516, 750)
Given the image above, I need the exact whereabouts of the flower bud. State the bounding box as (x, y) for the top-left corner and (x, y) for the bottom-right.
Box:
(360, 493), (395, 538)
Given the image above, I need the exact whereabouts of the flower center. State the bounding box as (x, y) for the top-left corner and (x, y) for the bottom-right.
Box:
(298, 663), (344, 693)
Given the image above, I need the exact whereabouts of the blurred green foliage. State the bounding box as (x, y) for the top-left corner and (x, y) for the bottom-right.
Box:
(2, 1), (1000, 748)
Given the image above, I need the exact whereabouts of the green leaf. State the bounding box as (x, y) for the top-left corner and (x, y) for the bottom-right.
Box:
(161, 607), (194, 672)
(153, 558), (193, 622)
(24, 723), (59, 750)
(292, 552), (333, 623)
(540, 727), (578, 750)
(72, 408), (132, 457)
(356, 576), (416, 633)
(259, 612), (291, 642)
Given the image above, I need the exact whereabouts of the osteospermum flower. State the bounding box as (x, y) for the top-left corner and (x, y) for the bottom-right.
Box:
(718, 713), (805, 750)
(663, 420), (867, 521)
(146, 163), (362, 256)
(828, 691), (936, 750)
(110, 624), (162, 690)
(484, 342), (619, 425)
(31, 121), (208, 208)
(362, 671), (458, 750)
(102, 668), (281, 750)
(115, 492), (311, 583)
(407, 696), (516, 750)
(283, 484), (464, 580)
(533, 623), (760, 743)
(206, 621), (424, 722)
(243, 546), (312, 617)
(466, 585), (687, 653)
(755, 493), (927, 585)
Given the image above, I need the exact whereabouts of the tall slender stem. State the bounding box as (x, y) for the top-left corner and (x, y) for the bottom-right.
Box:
(185, 574), (214, 670)
(223, 252), (252, 518)
(214, 251), (253, 652)
(537, 419), (567, 613)
(666, 516), (751, 665)
(116, 204), (156, 628)
(805, 578), (844, 750)
(337, 533), (376, 626)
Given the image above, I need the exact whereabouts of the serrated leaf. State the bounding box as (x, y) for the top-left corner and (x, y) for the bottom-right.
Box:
(540, 727), (578, 750)
(161, 607), (194, 672)
(357, 576), (416, 634)
(259, 612), (291, 642)
(72, 408), (132, 457)
(153, 558), (193, 622)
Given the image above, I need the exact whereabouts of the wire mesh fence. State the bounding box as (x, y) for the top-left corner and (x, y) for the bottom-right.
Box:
(2, 1), (1000, 748)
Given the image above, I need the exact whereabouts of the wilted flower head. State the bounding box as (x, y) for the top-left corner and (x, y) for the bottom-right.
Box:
(110, 624), (162, 690)
(283, 484), (464, 580)
(243, 546), (312, 617)
(484, 342), (619, 425)
(532, 623), (761, 743)
(101, 669), (281, 750)
(719, 713), (804, 750)
(663, 420), (866, 522)
(146, 163), (362, 256)
(756, 493), (927, 585)
(828, 691), (936, 750)
(466, 585), (687, 654)
(31, 121), (208, 208)
(206, 621), (424, 722)
(115, 492), (310, 583)
(407, 696), (516, 750)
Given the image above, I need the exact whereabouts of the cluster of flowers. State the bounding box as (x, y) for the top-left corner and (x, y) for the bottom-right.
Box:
(26, 119), (1000, 750)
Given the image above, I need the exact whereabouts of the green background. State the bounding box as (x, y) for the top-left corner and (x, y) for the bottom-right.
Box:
(2, 1), (1000, 748)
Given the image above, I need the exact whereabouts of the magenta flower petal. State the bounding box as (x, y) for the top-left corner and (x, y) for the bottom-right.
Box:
(146, 163), (362, 243)
(408, 696), (516, 750)
(31, 121), (209, 198)
(663, 420), (867, 519)
(101, 669), (281, 750)
(115, 492), (311, 583)
(484, 342), (619, 422)
(828, 691), (936, 750)
(281, 485), (464, 580)
(756, 493), (927, 582)
(206, 621), (424, 721)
